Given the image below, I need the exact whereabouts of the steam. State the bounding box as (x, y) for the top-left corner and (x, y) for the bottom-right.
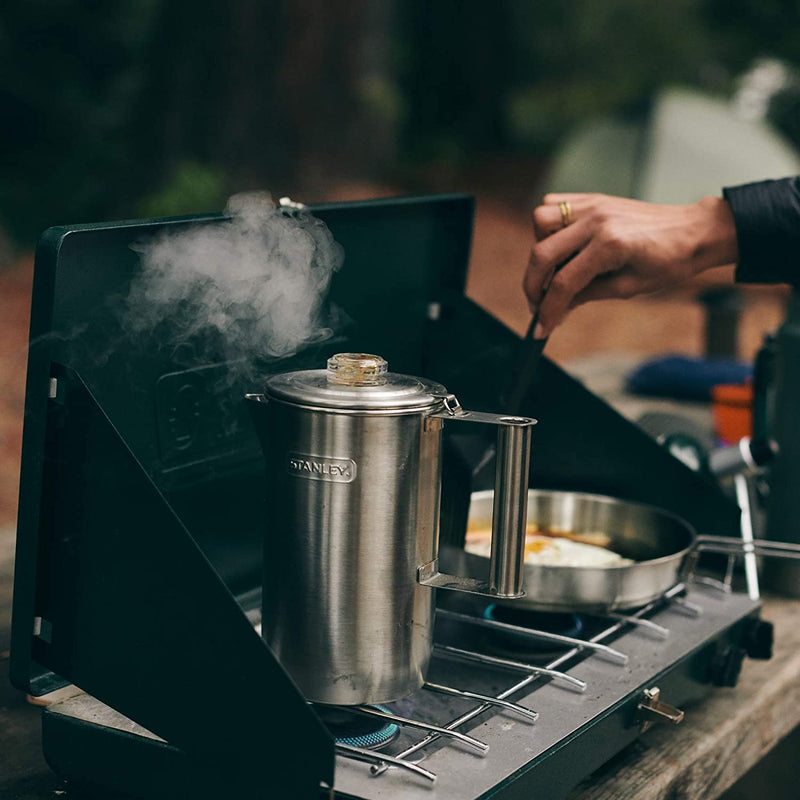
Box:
(125, 192), (344, 372)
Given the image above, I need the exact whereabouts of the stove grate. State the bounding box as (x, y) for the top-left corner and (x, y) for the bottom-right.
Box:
(336, 581), (703, 782)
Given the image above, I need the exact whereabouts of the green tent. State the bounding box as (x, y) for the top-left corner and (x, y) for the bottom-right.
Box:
(541, 87), (800, 203)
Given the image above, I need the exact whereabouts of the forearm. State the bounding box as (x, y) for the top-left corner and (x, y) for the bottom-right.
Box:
(689, 195), (739, 275)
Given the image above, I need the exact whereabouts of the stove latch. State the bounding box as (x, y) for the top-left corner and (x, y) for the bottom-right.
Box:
(637, 687), (684, 733)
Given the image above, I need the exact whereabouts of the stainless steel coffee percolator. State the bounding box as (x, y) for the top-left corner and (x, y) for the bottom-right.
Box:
(246, 353), (535, 705)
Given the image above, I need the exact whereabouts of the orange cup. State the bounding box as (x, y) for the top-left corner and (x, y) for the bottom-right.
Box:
(710, 382), (753, 444)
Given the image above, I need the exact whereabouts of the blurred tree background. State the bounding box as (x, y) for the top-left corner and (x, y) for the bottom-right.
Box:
(2, 0), (800, 247)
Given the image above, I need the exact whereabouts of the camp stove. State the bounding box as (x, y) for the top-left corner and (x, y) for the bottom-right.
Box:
(10, 194), (772, 799)
(39, 579), (768, 799)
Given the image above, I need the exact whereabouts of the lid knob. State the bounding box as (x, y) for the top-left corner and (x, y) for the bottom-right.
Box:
(326, 353), (388, 386)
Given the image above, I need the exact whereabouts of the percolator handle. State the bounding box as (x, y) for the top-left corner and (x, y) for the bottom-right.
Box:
(417, 394), (536, 599)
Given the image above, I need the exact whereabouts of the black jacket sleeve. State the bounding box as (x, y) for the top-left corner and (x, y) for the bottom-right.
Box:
(723, 176), (800, 286)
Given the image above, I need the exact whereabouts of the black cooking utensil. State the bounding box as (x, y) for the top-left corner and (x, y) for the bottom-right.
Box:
(477, 262), (562, 473)
(504, 311), (548, 416)
(504, 258), (565, 414)
(455, 271), (559, 536)
(439, 308), (550, 549)
(466, 311), (547, 482)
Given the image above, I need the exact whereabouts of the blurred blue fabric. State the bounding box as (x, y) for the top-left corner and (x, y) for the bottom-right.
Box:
(625, 355), (752, 402)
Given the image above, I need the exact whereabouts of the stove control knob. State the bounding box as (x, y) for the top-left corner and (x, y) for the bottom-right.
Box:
(741, 617), (774, 660)
(637, 687), (684, 733)
(709, 645), (747, 687)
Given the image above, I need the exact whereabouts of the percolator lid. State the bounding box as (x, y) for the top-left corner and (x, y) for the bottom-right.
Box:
(263, 353), (447, 411)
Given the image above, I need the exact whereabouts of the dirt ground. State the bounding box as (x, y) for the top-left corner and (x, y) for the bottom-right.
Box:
(0, 186), (788, 529)
(0, 256), (33, 529)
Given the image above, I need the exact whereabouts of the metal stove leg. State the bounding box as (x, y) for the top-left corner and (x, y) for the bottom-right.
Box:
(734, 472), (760, 600)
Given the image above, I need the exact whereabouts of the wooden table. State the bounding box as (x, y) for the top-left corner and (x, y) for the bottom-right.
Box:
(0, 528), (68, 799)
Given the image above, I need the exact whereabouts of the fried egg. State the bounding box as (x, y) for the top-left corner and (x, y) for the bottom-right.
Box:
(465, 531), (633, 568)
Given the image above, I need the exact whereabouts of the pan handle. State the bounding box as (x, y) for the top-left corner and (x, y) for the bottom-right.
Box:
(694, 535), (800, 561)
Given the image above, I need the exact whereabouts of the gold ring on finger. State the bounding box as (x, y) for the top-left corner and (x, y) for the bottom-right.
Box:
(559, 200), (572, 228)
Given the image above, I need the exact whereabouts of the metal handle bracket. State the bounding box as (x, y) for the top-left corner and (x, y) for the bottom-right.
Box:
(417, 559), (524, 598)
(426, 394), (536, 599)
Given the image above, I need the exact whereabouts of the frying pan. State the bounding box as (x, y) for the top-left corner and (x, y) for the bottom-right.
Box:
(447, 489), (800, 613)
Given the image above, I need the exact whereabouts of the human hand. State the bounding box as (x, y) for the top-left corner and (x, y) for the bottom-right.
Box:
(522, 193), (739, 338)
